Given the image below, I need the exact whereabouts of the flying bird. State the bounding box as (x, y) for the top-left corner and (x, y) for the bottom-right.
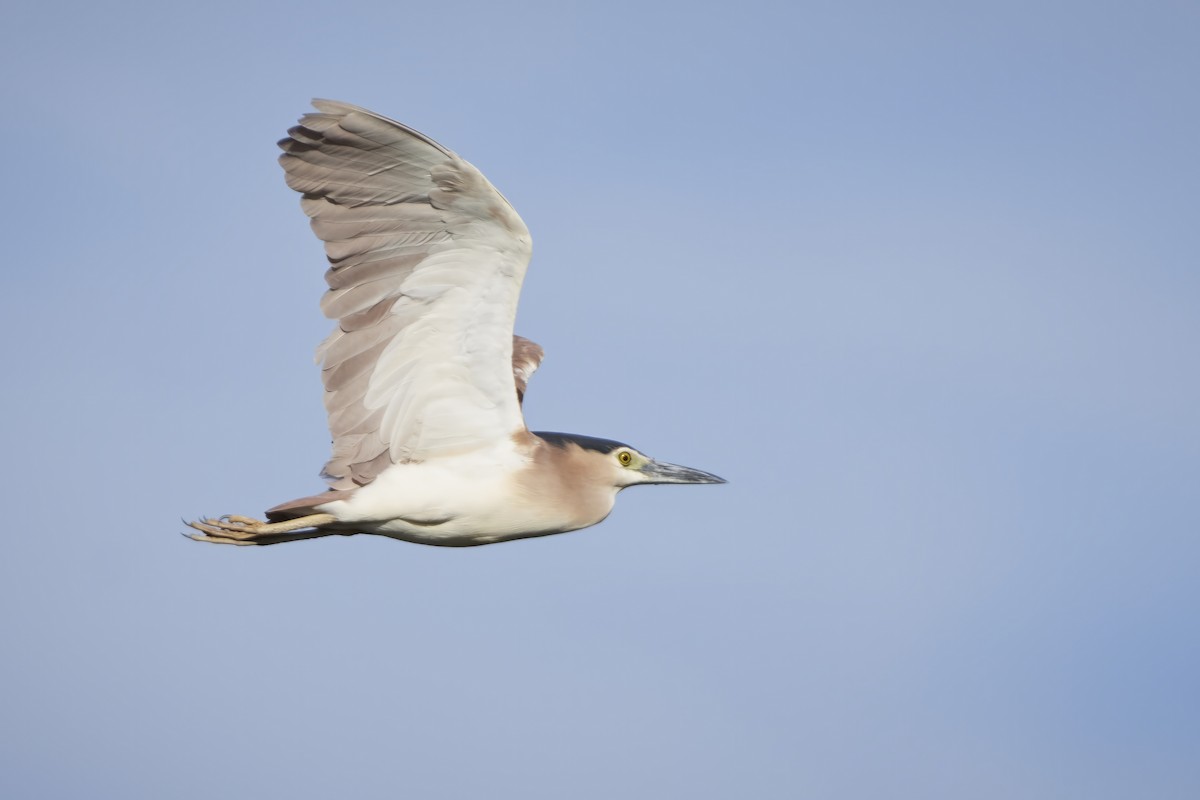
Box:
(187, 100), (724, 547)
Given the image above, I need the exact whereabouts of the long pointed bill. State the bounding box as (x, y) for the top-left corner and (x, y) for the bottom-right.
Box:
(640, 459), (727, 485)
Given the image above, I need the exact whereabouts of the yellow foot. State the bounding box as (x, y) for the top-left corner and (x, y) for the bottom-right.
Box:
(184, 513), (339, 546)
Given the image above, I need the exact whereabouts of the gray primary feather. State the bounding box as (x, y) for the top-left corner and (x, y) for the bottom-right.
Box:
(278, 100), (538, 489)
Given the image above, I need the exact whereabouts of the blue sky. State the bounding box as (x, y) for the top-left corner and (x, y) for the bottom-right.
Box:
(2, 1), (1198, 797)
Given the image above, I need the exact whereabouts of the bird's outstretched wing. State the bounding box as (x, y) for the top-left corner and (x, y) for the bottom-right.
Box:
(279, 100), (534, 488)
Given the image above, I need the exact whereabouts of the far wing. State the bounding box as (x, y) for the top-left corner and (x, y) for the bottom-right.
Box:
(512, 335), (544, 405)
(279, 100), (533, 488)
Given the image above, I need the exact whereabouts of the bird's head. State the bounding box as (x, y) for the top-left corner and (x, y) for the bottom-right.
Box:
(534, 432), (726, 490)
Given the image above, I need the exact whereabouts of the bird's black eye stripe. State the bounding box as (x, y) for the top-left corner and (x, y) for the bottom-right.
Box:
(535, 431), (629, 454)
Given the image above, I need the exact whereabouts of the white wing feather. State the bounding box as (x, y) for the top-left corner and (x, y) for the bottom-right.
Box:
(279, 100), (534, 488)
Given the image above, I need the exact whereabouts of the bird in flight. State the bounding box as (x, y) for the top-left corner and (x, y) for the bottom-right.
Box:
(187, 100), (724, 547)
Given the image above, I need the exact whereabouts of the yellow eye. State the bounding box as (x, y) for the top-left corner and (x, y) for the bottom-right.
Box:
(617, 450), (634, 466)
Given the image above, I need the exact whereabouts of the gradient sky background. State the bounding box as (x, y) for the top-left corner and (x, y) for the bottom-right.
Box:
(2, 1), (1198, 797)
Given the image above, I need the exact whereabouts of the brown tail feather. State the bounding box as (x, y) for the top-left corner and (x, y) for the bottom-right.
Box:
(266, 489), (355, 522)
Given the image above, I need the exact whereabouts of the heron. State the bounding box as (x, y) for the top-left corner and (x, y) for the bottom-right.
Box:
(187, 100), (724, 548)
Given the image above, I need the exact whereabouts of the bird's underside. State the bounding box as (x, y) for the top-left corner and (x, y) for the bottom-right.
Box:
(186, 100), (723, 548)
